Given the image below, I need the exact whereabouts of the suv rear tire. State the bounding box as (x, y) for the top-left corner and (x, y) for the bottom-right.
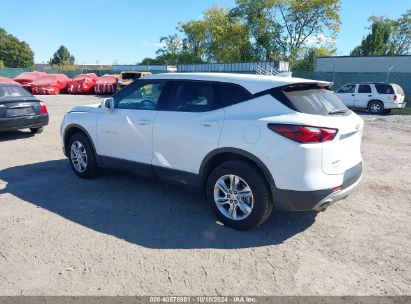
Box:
(206, 160), (273, 230)
(368, 100), (384, 114)
(68, 132), (98, 178)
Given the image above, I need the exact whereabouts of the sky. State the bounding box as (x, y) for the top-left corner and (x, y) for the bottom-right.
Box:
(1, 0), (410, 65)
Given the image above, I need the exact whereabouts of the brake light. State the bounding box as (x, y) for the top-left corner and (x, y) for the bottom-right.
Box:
(393, 95), (397, 102)
(268, 124), (338, 143)
(39, 101), (48, 114)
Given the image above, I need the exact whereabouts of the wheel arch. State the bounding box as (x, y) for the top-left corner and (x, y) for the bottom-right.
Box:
(63, 124), (97, 157)
(367, 99), (384, 108)
(199, 148), (276, 196)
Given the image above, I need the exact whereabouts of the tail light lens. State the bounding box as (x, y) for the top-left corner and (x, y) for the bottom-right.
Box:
(268, 124), (338, 143)
(393, 95), (397, 102)
(39, 101), (48, 114)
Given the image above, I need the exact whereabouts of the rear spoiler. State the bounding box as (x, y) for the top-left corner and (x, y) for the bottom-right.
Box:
(253, 81), (334, 99)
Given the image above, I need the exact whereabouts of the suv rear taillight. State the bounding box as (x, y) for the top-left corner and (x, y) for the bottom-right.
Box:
(39, 101), (48, 114)
(268, 124), (338, 143)
(393, 95), (397, 102)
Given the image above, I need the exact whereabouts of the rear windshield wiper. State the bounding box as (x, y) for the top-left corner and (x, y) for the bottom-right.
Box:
(328, 109), (348, 115)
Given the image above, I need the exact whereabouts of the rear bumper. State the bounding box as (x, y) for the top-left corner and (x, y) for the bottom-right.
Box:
(274, 162), (363, 211)
(385, 101), (406, 109)
(0, 114), (49, 131)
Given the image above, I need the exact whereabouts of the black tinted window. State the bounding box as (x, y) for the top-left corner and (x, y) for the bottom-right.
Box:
(358, 85), (371, 93)
(216, 83), (252, 107)
(162, 81), (218, 112)
(337, 84), (356, 93)
(375, 84), (394, 94)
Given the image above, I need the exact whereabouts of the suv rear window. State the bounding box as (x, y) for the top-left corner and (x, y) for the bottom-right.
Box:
(262, 84), (349, 116)
(282, 89), (349, 116)
(375, 84), (394, 94)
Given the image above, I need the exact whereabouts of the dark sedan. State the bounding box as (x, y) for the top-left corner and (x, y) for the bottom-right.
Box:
(0, 83), (49, 133)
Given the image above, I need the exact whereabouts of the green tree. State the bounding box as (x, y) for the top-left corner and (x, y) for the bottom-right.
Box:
(0, 60), (4, 69)
(0, 28), (34, 68)
(351, 17), (394, 56)
(292, 47), (332, 71)
(50, 45), (75, 66)
(232, 0), (341, 64)
(148, 7), (254, 64)
(390, 10), (411, 55)
(351, 11), (411, 56)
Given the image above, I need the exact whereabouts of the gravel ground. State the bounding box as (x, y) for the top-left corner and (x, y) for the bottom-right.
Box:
(0, 95), (410, 296)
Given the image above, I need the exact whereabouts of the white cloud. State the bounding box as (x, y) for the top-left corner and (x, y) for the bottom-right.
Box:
(304, 34), (335, 45)
(139, 40), (165, 49)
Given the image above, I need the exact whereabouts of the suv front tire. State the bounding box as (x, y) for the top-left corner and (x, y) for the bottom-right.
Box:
(68, 132), (98, 178)
(206, 160), (273, 230)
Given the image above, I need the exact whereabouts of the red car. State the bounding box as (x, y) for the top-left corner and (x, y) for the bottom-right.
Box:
(66, 73), (98, 94)
(31, 74), (70, 95)
(93, 74), (118, 94)
(14, 71), (47, 92)
(0, 76), (21, 86)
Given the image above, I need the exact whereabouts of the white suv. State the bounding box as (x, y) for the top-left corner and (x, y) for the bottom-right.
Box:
(61, 73), (364, 230)
(335, 82), (406, 114)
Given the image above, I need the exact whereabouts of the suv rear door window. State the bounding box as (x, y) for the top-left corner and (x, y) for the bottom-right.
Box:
(161, 81), (219, 112)
(358, 84), (371, 93)
(215, 82), (252, 107)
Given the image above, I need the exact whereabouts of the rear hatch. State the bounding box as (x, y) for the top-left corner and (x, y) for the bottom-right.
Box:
(277, 83), (364, 175)
(392, 84), (405, 103)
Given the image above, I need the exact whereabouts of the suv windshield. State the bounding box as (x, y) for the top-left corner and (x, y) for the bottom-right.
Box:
(280, 86), (349, 116)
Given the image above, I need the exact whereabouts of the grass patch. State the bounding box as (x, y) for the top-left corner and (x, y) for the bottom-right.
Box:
(392, 100), (411, 115)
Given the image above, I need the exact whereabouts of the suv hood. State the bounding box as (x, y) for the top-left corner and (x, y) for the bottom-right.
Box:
(69, 103), (101, 113)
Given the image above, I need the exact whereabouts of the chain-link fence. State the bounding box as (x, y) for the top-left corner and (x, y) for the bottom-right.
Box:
(293, 71), (411, 102)
(1, 67), (410, 103)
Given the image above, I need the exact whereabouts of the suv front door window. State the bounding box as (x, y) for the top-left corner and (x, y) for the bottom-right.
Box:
(97, 80), (166, 166)
(335, 84), (356, 107)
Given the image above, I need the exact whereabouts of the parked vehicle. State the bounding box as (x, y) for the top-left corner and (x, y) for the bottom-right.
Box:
(14, 71), (47, 92)
(31, 74), (70, 95)
(335, 82), (406, 114)
(94, 74), (118, 95)
(0, 76), (21, 86)
(0, 83), (49, 133)
(66, 73), (98, 94)
(61, 73), (363, 230)
(116, 71), (152, 90)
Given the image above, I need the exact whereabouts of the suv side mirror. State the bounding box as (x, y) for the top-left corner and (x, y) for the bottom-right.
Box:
(101, 97), (114, 111)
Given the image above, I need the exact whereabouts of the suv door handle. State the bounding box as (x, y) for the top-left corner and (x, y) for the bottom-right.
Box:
(351, 94), (355, 96)
(137, 119), (151, 126)
(368, 95), (372, 97)
(202, 120), (217, 127)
